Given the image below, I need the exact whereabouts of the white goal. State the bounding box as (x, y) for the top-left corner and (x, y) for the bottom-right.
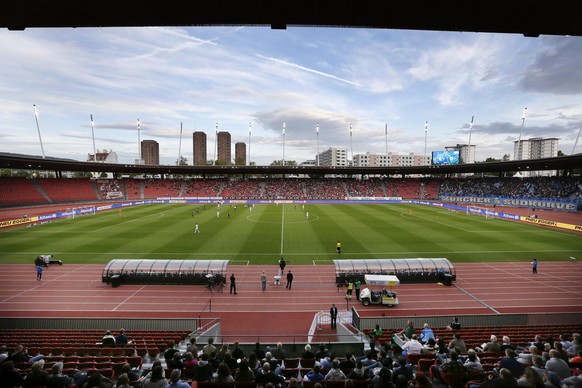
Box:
(62, 206), (96, 220)
(466, 205), (496, 219)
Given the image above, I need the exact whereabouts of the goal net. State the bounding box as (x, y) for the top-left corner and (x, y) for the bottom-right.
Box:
(62, 206), (96, 220)
(466, 205), (495, 219)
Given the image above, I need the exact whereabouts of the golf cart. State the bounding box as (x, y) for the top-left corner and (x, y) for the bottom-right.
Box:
(35, 254), (62, 267)
(359, 274), (399, 307)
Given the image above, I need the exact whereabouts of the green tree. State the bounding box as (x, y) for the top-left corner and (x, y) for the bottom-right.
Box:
(176, 156), (188, 165)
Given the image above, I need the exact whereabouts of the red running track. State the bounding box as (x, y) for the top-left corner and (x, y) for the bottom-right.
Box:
(1, 262), (581, 336)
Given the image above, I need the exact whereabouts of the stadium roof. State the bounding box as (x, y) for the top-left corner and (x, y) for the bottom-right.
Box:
(1, 0), (581, 37)
(1, 152), (581, 177)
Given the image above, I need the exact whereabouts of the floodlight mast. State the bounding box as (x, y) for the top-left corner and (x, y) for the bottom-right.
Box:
(32, 104), (46, 159)
(137, 118), (141, 164)
(316, 123), (319, 166)
(467, 116), (474, 163)
(90, 114), (96, 162)
(424, 121), (428, 165)
(178, 122), (183, 165)
(282, 122), (286, 166)
(516, 107), (527, 160)
(248, 122), (252, 166)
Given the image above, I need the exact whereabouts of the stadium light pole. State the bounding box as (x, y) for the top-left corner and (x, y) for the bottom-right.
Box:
(90, 114), (96, 162)
(349, 123), (353, 164)
(32, 105), (46, 159)
(214, 123), (218, 166)
(467, 116), (474, 164)
(385, 123), (388, 166)
(516, 107), (527, 160)
(137, 118), (141, 164)
(316, 122), (319, 166)
(282, 122), (286, 166)
(178, 122), (183, 165)
(248, 122), (252, 166)
(424, 121), (428, 165)
(573, 124), (582, 155)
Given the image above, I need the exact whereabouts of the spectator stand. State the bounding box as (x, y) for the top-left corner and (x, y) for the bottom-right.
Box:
(101, 259), (229, 287)
(333, 258), (455, 286)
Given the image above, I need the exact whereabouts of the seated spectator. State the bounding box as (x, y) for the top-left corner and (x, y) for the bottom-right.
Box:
(166, 369), (190, 388)
(270, 342), (284, 360)
(339, 352), (356, 370)
(567, 334), (582, 357)
(393, 320), (415, 348)
(570, 349), (582, 363)
(501, 336), (515, 351)
(477, 335), (501, 353)
(255, 362), (284, 386)
(101, 330), (116, 346)
(545, 349), (571, 379)
(262, 352), (281, 375)
(422, 338), (437, 356)
(410, 371), (433, 388)
(517, 346), (539, 366)
(0, 345), (9, 363)
(464, 350), (484, 373)
(167, 352), (183, 372)
(252, 342), (266, 360)
(401, 334), (423, 356)
(544, 370), (563, 388)
(214, 362), (234, 383)
(235, 358), (255, 382)
(449, 333), (467, 354)
(447, 317), (461, 331)
(248, 353), (261, 375)
(315, 344), (329, 360)
(319, 352), (333, 371)
(490, 367), (518, 388)
(223, 351), (238, 371)
(46, 362), (74, 388)
(324, 359), (347, 381)
(164, 340), (180, 362)
(0, 361), (24, 388)
(23, 359), (48, 388)
(348, 359), (367, 381)
(115, 373), (130, 388)
(304, 364), (325, 382)
(370, 367), (393, 388)
(419, 323), (435, 344)
(517, 366), (544, 388)
(141, 365), (166, 388)
(119, 363), (141, 384)
(182, 352), (198, 379)
(301, 344), (316, 359)
(499, 349), (525, 379)
(530, 355), (546, 380)
(559, 334), (573, 351)
(194, 353), (214, 382)
(81, 370), (113, 388)
(115, 328), (129, 345)
(218, 343), (230, 360)
(6, 344), (44, 363)
(432, 350), (466, 383)
(392, 356), (413, 383)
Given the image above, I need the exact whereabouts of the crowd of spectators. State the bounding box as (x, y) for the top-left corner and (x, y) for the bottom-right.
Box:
(439, 177), (582, 200)
(1, 326), (581, 388)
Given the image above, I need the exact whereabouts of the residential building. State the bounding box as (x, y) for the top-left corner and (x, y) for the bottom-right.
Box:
(140, 140), (159, 165)
(217, 131), (231, 165)
(234, 142), (246, 165)
(193, 131), (207, 165)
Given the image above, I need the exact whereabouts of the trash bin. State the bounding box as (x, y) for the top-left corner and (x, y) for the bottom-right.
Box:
(110, 275), (121, 288)
(443, 274), (453, 286)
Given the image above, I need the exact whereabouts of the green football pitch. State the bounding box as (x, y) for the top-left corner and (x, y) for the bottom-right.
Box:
(0, 203), (579, 264)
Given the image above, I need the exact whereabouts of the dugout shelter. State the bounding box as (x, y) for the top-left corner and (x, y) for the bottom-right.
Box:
(101, 259), (228, 286)
(334, 258), (455, 285)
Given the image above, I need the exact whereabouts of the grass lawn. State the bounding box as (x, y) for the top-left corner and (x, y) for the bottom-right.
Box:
(0, 203), (579, 264)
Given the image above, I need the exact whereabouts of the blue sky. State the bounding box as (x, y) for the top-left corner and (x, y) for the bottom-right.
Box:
(1, 27), (581, 165)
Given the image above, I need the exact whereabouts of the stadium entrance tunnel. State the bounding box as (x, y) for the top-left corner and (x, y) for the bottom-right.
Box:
(333, 258), (455, 285)
(101, 259), (228, 286)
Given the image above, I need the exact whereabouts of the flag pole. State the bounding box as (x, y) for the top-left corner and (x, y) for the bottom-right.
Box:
(178, 122), (183, 165)
(214, 123), (218, 166)
(137, 118), (141, 164)
(349, 123), (353, 164)
(385, 123), (388, 166)
(32, 105), (46, 159)
(282, 122), (286, 166)
(424, 121), (428, 165)
(316, 123), (320, 166)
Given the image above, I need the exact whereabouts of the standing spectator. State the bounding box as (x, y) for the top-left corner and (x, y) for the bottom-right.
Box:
(261, 271), (267, 291)
(166, 369), (190, 388)
(286, 270), (294, 289)
(186, 338), (198, 356)
(279, 257), (286, 274)
(355, 279), (361, 300)
(330, 304), (338, 329)
(336, 241), (342, 254)
(202, 338), (216, 356)
(531, 259), (538, 274)
(230, 273), (237, 295)
(36, 264), (43, 280)
(345, 281), (354, 300)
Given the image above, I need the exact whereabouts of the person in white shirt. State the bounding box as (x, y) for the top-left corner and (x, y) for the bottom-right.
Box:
(401, 334), (423, 356)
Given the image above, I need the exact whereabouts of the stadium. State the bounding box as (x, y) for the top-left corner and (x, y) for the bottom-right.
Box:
(1, 152), (582, 387)
(2, 2), (582, 387)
